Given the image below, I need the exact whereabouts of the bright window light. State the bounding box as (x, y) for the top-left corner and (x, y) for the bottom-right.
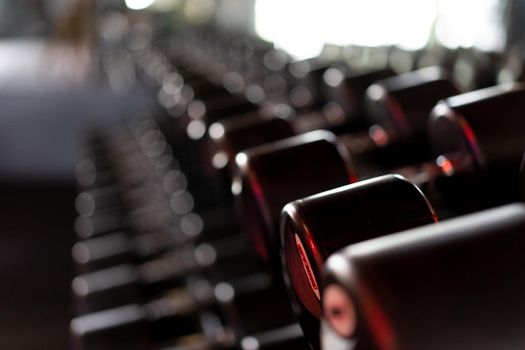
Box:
(325, 0), (437, 50)
(125, 0), (155, 10)
(436, 0), (504, 51)
(255, 0), (504, 59)
(255, 0), (326, 60)
(256, 0), (436, 59)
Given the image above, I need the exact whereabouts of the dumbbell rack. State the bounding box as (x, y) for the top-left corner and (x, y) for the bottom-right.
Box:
(69, 29), (525, 350)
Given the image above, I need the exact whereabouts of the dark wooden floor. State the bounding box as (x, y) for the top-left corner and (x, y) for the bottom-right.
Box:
(0, 182), (75, 349)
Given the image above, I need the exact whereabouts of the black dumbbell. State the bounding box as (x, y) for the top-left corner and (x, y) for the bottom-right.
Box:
(321, 203), (525, 350)
(429, 82), (525, 213)
(280, 175), (436, 348)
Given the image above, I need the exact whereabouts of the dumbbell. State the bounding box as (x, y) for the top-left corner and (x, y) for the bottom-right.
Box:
(75, 156), (117, 191)
(71, 283), (228, 350)
(280, 57), (352, 113)
(71, 209), (204, 273)
(386, 46), (420, 74)
(452, 48), (501, 91)
(71, 272), (304, 349)
(321, 203), (525, 350)
(415, 45), (457, 73)
(280, 174), (437, 349)
(75, 186), (125, 216)
(320, 67), (397, 133)
(72, 231), (260, 314)
(428, 82), (525, 213)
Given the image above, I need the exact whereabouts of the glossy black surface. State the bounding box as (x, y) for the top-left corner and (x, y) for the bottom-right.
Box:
(281, 175), (436, 349)
(366, 67), (459, 144)
(322, 203), (525, 350)
(429, 84), (525, 211)
(234, 130), (354, 264)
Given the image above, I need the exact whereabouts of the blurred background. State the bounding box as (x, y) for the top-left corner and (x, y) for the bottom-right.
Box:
(0, 0), (524, 348)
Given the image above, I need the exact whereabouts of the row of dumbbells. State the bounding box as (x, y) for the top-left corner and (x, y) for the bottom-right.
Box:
(72, 115), (307, 350)
(165, 27), (525, 101)
(71, 31), (525, 350)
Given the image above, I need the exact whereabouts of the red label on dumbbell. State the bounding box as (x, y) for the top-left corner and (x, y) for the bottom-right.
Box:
(295, 233), (320, 300)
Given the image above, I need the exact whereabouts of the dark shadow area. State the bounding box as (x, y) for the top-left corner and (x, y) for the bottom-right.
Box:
(0, 182), (75, 349)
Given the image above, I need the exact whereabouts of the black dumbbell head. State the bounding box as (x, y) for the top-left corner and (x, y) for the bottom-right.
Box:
(233, 130), (355, 264)
(366, 67), (459, 145)
(322, 203), (525, 350)
(281, 174), (436, 348)
(430, 83), (525, 209)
